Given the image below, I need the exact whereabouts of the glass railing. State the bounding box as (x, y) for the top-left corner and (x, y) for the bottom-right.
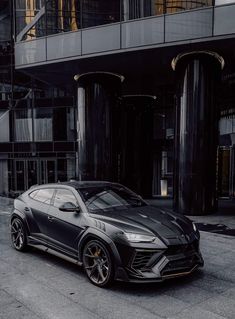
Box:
(14, 0), (219, 41)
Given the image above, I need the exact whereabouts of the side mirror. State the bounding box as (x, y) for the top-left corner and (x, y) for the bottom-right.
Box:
(59, 202), (80, 213)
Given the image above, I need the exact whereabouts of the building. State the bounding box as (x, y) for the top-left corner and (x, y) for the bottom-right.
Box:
(1, 0), (235, 215)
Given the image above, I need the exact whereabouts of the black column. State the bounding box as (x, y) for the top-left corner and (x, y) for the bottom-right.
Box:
(116, 95), (154, 197)
(74, 72), (124, 181)
(172, 52), (224, 215)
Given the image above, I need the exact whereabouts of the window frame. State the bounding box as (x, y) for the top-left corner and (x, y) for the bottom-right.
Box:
(29, 187), (55, 205)
(52, 187), (79, 209)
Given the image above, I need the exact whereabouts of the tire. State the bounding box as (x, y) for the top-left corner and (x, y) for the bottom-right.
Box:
(82, 239), (114, 287)
(10, 217), (28, 251)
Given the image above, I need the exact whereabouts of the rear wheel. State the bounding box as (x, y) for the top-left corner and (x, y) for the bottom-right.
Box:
(82, 240), (114, 287)
(11, 218), (27, 251)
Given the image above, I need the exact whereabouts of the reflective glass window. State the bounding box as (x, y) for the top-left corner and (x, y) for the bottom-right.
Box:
(166, 0), (213, 14)
(29, 190), (39, 198)
(33, 108), (53, 141)
(122, 0), (164, 20)
(122, 0), (213, 20)
(82, 0), (120, 28)
(0, 111), (10, 142)
(80, 186), (146, 212)
(15, 0), (46, 40)
(0, 0), (11, 41)
(15, 109), (33, 141)
(46, 0), (80, 35)
(32, 188), (54, 204)
(53, 107), (75, 141)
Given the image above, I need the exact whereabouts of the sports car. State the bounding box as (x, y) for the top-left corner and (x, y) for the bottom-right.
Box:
(10, 181), (204, 287)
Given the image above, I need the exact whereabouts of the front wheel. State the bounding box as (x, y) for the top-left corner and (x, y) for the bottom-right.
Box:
(82, 240), (114, 287)
(11, 218), (27, 251)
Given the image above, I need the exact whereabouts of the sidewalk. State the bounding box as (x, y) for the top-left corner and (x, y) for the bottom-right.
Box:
(0, 208), (234, 319)
(147, 198), (235, 233)
(0, 196), (235, 319)
(0, 196), (13, 214)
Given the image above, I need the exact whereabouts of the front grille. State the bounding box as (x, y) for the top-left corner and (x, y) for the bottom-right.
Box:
(131, 250), (161, 271)
(161, 254), (200, 277)
(166, 241), (198, 256)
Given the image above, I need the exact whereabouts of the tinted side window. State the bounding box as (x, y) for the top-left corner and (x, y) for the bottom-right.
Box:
(33, 189), (54, 204)
(29, 190), (39, 199)
(53, 189), (78, 208)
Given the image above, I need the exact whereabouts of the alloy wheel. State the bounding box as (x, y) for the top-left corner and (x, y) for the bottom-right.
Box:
(11, 218), (26, 251)
(83, 240), (113, 287)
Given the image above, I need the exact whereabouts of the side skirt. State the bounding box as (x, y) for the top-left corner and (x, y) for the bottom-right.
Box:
(27, 236), (82, 266)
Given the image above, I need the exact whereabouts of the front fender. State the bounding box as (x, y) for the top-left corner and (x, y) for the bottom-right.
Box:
(78, 227), (122, 267)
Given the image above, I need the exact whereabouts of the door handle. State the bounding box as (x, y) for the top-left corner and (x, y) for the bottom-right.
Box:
(47, 216), (54, 222)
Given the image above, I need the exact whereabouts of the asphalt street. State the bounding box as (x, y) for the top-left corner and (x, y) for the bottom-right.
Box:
(0, 206), (235, 319)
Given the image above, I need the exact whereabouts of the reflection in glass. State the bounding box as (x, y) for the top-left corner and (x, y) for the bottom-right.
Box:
(15, 0), (80, 39)
(46, 0), (80, 35)
(14, 105), (75, 142)
(79, 185), (146, 212)
(82, 0), (120, 28)
(166, 0), (213, 14)
(15, 0), (215, 40)
(122, 0), (164, 20)
(33, 188), (54, 203)
(53, 189), (77, 207)
(33, 108), (52, 141)
(15, 109), (33, 141)
(15, 0), (46, 40)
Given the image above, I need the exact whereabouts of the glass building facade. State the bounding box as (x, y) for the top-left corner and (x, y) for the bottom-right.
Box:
(14, 0), (213, 40)
(0, 1), (235, 215)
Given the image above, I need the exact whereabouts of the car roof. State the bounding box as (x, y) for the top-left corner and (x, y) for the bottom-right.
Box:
(28, 181), (121, 191)
(62, 181), (121, 189)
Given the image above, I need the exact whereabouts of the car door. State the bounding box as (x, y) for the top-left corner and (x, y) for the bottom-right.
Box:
(27, 188), (54, 242)
(46, 187), (84, 257)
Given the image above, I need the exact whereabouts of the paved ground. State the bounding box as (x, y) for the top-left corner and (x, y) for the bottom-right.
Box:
(0, 203), (235, 319)
(148, 199), (235, 230)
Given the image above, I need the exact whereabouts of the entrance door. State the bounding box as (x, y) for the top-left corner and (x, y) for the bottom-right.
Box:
(28, 160), (38, 188)
(15, 159), (57, 193)
(15, 160), (38, 191)
(15, 160), (26, 192)
(40, 160), (57, 184)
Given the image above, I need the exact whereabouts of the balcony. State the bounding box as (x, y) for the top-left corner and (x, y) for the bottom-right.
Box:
(14, 1), (235, 68)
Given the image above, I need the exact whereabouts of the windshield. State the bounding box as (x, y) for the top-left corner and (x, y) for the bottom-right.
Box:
(78, 186), (147, 212)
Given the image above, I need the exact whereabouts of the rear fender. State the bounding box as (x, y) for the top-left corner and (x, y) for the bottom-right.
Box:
(11, 209), (30, 235)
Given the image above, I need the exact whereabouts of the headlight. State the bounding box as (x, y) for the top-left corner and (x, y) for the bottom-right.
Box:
(123, 233), (156, 243)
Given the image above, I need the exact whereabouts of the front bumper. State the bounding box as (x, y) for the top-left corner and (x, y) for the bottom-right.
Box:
(115, 241), (204, 282)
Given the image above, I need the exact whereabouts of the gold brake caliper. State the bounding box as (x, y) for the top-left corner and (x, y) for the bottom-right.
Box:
(94, 248), (101, 257)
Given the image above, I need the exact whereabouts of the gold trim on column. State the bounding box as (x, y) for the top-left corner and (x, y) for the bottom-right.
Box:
(171, 50), (225, 71)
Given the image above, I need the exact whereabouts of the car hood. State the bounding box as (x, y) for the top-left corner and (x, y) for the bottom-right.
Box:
(91, 205), (195, 242)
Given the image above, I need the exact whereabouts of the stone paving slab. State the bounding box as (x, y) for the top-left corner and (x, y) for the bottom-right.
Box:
(0, 210), (235, 319)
